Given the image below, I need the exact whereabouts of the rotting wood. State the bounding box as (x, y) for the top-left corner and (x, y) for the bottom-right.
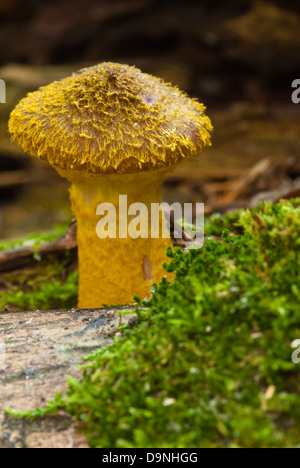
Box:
(0, 306), (137, 448)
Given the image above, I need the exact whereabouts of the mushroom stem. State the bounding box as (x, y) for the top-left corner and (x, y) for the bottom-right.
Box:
(57, 169), (172, 308)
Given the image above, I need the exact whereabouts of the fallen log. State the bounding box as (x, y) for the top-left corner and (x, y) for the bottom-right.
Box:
(0, 306), (137, 448)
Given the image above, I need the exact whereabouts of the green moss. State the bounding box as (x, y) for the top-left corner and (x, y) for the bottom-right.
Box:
(5, 199), (300, 447)
(0, 223), (69, 252)
(205, 210), (242, 236)
(0, 264), (78, 311)
(0, 223), (78, 310)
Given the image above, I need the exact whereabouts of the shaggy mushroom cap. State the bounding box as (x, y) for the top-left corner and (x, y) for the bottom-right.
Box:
(9, 62), (212, 175)
(8, 62), (213, 308)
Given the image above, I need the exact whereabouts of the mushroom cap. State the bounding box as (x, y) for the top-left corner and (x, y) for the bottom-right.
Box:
(9, 62), (212, 175)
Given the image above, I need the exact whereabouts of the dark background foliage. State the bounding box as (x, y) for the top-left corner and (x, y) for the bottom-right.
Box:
(1, 0), (299, 102)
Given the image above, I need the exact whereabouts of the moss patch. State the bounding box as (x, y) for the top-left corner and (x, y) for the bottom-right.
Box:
(7, 199), (300, 448)
(0, 224), (69, 252)
(0, 224), (78, 310)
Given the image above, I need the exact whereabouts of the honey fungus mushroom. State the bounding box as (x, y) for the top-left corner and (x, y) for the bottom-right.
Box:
(9, 62), (212, 308)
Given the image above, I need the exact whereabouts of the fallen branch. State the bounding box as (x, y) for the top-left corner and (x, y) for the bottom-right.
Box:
(0, 213), (196, 274)
(215, 158), (274, 206)
(0, 221), (77, 273)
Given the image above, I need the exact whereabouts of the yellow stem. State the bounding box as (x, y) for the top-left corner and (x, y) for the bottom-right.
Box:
(57, 169), (173, 308)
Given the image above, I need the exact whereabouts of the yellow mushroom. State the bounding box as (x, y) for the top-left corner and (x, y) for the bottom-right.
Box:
(8, 62), (212, 308)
